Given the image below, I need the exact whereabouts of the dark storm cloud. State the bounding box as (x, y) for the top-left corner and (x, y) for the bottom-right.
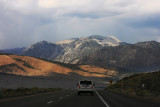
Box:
(0, 0), (160, 49)
(0, 4), (55, 49)
(124, 15), (160, 29)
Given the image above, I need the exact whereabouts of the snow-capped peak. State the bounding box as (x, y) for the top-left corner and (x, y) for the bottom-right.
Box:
(56, 38), (78, 45)
(108, 36), (121, 43)
(88, 35), (106, 40)
(87, 35), (121, 46)
(55, 35), (121, 46)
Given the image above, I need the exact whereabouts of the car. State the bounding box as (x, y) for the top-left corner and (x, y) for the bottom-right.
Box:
(77, 80), (95, 95)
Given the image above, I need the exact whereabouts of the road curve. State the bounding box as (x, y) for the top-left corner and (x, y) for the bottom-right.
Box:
(0, 90), (159, 107)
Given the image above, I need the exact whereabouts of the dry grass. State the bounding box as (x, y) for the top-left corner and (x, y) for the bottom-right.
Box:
(0, 55), (116, 77)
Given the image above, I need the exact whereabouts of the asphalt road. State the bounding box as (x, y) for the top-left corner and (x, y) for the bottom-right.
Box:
(0, 90), (159, 107)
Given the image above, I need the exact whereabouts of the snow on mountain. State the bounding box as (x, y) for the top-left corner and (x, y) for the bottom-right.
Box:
(54, 35), (121, 63)
(56, 38), (78, 45)
(78, 41), (160, 71)
(87, 35), (121, 46)
(56, 35), (121, 46)
(13, 35), (121, 64)
(54, 39), (102, 63)
(135, 41), (160, 48)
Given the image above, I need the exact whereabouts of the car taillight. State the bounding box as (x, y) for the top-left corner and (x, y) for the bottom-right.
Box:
(78, 84), (80, 89)
(91, 85), (93, 88)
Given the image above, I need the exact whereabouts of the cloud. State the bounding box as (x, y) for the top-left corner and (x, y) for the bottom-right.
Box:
(66, 11), (122, 19)
(38, 0), (88, 8)
(157, 37), (160, 42)
(123, 14), (160, 29)
(0, 0), (160, 49)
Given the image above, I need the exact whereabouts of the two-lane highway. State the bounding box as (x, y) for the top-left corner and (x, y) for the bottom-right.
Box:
(0, 90), (159, 107)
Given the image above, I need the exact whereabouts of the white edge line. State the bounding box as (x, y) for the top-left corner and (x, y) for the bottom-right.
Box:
(95, 90), (110, 107)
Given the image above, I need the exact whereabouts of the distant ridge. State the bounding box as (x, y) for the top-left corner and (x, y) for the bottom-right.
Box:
(1, 35), (160, 72)
(78, 41), (160, 71)
(23, 41), (63, 60)
(54, 35), (121, 63)
(18, 35), (121, 63)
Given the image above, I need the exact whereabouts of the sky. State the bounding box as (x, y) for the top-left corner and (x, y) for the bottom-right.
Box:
(0, 0), (160, 49)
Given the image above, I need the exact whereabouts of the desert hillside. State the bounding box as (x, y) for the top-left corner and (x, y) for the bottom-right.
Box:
(0, 54), (116, 77)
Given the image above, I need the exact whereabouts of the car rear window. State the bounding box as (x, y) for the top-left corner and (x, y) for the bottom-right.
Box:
(80, 81), (92, 85)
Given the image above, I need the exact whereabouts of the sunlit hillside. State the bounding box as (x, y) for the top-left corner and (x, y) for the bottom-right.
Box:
(0, 54), (116, 77)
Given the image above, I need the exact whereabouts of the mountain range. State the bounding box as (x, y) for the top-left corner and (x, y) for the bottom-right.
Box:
(0, 35), (160, 72)
(78, 41), (160, 71)
(0, 35), (121, 63)
(54, 35), (121, 63)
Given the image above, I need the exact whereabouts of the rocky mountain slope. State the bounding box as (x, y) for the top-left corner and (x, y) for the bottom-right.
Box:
(23, 41), (63, 60)
(78, 41), (160, 71)
(54, 35), (121, 63)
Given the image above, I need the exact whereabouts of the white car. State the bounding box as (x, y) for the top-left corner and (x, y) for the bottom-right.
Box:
(77, 80), (95, 95)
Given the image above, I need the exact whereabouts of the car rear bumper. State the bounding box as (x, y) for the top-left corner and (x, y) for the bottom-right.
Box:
(78, 88), (94, 92)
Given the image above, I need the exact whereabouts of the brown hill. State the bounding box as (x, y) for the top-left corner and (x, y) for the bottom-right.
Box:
(0, 55), (116, 77)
